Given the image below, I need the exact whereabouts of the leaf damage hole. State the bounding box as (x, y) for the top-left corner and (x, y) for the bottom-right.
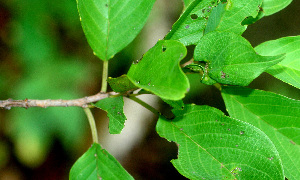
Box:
(190, 14), (198, 20)
(162, 46), (167, 52)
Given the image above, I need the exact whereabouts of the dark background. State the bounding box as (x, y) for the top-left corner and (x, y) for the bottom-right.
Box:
(0, 0), (299, 179)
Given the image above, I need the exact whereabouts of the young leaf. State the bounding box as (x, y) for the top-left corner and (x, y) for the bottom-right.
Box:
(165, 0), (219, 46)
(204, 0), (262, 35)
(107, 75), (138, 93)
(262, 0), (292, 16)
(93, 96), (126, 134)
(127, 40), (190, 101)
(222, 86), (300, 180)
(156, 105), (284, 180)
(255, 36), (300, 89)
(77, 0), (155, 61)
(70, 143), (133, 180)
(194, 31), (285, 86)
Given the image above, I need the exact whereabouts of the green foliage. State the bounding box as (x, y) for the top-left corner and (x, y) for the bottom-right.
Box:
(262, 0), (293, 16)
(77, 0), (155, 61)
(156, 105), (284, 180)
(127, 40), (190, 100)
(255, 36), (300, 89)
(93, 96), (127, 134)
(107, 75), (138, 93)
(70, 143), (133, 180)
(194, 31), (285, 86)
(222, 87), (300, 180)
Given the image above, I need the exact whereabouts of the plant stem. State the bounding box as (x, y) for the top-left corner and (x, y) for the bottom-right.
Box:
(101, 61), (109, 93)
(83, 107), (98, 144)
(128, 96), (160, 116)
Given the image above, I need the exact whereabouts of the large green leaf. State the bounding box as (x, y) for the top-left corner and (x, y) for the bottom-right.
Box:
(262, 0), (292, 16)
(255, 36), (300, 89)
(204, 0), (262, 35)
(93, 96), (126, 134)
(183, 0), (195, 8)
(156, 105), (284, 179)
(77, 0), (155, 61)
(194, 31), (285, 86)
(70, 143), (133, 180)
(127, 40), (189, 100)
(165, 0), (219, 46)
(222, 86), (300, 180)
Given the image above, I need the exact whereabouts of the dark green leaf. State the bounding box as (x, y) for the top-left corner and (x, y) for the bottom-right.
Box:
(107, 75), (138, 93)
(94, 96), (126, 134)
(194, 31), (285, 86)
(70, 143), (133, 180)
(165, 0), (219, 46)
(127, 40), (190, 100)
(204, 0), (262, 35)
(162, 99), (184, 110)
(156, 104), (284, 180)
(255, 36), (300, 89)
(77, 0), (155, 61)
(222, 86), (300, 180)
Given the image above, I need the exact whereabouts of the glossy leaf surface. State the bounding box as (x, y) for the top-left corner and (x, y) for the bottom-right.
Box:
(204, 0), (262, 35)
(70, 143), (133, 180)
(194, 31), (285, 86)
(94, 96), (126, 134)
(156, 105), (284, 180)
(222, 86), (300, 180)
(77, 0), (155, 60)
(165, 0), (218, 46)
(255, 36), (300, 89)
(127, 40), (189, 100)
(107, 75), (138, 93)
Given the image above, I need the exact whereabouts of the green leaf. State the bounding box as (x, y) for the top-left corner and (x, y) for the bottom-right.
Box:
(165, 0), (219, 46)
(156, 104), (284, 180)
(262, 0), (292, 16)
(77, 0), (155, 61)
(162, 99), (184, 110)
(94, 96), (126, 134)
(183, 0), (195, 8)
(70, 143), (133, 180)
(194, 31), (285, 86)
(127, 40), (190, 100)
(204, 0), (262, 35)
(107, 75), (138, 93)
(255, 36), (300, 89)
(221, 86), (300, 180)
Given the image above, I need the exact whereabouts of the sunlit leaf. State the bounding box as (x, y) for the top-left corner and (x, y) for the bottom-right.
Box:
(94, 96), (126, 134)
(156, 104), (284, 179)
(204, 0), (262, 35)
(70, 143), (133, 180)
(165, 0), (219, 46)
(127, 40), (189, 100)
(222, 86), (300, 180)
(255, 36), (300, 89)
(194, 31), (285, 86)
(262, 0), (292, 16)
(77, 0), (155, 61)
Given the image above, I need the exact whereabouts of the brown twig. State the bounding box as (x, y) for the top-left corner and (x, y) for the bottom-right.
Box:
(0, 92), (117, 109)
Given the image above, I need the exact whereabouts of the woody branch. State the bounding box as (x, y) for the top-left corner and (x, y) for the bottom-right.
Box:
(0, 92), (116, 109)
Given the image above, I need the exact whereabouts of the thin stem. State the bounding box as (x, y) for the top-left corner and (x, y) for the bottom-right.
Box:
(128, 96), (160, 116)
(83, 108), (98, 144)
(101, 61), (109, 93)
